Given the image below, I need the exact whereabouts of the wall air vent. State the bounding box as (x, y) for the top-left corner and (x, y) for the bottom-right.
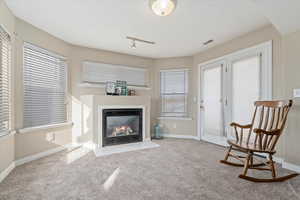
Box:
(203, 39), (214, 46)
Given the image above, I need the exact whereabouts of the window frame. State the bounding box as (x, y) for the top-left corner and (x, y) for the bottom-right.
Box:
(160, 68), (189, 118)
(22, 42), (68, 129)
(0, 25), (12, 137)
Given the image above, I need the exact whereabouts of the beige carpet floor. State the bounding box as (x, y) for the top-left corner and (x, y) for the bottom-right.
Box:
(1, 139), (300, 200)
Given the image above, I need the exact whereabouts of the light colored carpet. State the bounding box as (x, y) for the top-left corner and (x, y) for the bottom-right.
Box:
(0, 139), (300, 200)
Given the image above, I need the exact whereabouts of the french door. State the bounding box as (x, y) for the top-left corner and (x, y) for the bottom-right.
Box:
(199, 42), (272, 146)
(200, 61), (226, 145)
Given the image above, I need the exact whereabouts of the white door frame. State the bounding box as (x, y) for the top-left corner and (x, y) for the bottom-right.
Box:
(199, 60), (228, 146)
(197, 41), (273, 146)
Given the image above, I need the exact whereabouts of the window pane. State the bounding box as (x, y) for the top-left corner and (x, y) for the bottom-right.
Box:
(232, 55), (260, 125)
(160, 70), (188, 116)
(23, 43), (67, 128)
(203, 66), (223, 136)
(161, 71), (187, 94)
(162, 95), (186, 115)
(0, 26), (11, 135)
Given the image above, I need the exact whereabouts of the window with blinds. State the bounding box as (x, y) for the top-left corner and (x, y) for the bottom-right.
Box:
(0, 26), (11, 135)
(160, 69), (188, 117)
(23, 43), (67, 128)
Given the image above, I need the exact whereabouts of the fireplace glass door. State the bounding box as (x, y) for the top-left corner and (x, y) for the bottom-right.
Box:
(103, 109), (143, 146)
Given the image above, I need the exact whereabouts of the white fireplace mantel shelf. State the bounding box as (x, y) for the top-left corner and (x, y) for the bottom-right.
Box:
(78, 82), (151, 90)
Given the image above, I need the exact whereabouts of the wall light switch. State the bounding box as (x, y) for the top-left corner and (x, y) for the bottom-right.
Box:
(293, 89), (300, 98)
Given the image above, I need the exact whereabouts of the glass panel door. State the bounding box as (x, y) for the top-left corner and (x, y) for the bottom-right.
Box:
(228, 54), (261, 140)
(199, 42), (272, 146)
(200, 62), (226, 145)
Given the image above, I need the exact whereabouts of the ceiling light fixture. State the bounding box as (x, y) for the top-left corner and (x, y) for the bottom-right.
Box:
(126, 36), (155, 49)
(149, 0), (177, 16)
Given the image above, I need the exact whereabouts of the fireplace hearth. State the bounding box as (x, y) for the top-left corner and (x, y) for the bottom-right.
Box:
(102, 109), (143, 147)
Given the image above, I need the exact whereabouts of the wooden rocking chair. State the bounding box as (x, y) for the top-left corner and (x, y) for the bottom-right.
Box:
(220, 100), (299, 182)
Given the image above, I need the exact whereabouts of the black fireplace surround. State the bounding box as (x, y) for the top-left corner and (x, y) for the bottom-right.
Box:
(102, 108), (143, 147)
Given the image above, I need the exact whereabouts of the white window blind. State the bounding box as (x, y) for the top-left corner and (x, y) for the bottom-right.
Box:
(0, 26), (11, 135)
(82, 61), (147, 86)
(23, 43), (67, 128)
(160, 69), (188, 117)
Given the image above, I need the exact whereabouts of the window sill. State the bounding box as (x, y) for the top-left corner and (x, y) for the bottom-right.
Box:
(157, 117), (193, 121)
(0, 130), (16, 141)
(18, 122), (73, 134)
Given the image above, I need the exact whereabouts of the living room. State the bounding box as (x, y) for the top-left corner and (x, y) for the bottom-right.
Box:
(1, 0), (300, 199)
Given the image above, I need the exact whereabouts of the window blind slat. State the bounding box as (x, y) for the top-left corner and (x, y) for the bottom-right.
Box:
(23, 43), (67, 128)
(0, 26), (11, 135)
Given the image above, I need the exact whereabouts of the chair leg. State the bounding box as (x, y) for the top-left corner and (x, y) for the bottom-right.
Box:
(269, 154), (276, 178)
(224, 145), (232, 161)
(241, 153), (251, 176)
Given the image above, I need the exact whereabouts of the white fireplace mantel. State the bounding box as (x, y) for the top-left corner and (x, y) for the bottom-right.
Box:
(80, 95), (152, 149)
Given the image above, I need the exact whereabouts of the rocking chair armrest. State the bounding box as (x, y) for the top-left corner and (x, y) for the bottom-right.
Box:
(230, 122), (252, 129)
(253, 128), (281, 136)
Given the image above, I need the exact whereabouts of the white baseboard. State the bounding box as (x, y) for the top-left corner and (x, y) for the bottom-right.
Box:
(94, 141), (159, 157)
(282, 161), (300, 173)
(15, 144), (71, 166)
(273, 156), (284, 164)
(0, 162), (15, 183)
(162, 134), (200, 141)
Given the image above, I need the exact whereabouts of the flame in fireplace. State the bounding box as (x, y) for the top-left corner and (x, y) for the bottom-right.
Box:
(112, 125), (134, 136)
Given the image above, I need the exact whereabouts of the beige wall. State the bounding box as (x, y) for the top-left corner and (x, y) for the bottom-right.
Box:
(282, 30), (300, 165)
(152, 57), (196, 136)
(70, 45), (153, 143)
(13, 18), (73, 159)
(0, 0), (15, 173)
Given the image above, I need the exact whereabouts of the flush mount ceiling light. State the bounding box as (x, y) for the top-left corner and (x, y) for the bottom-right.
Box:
(126, 36), (155, 49)
(149, 0), (177, 16)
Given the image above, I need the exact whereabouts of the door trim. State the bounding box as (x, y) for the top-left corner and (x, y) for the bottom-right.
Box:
(197, 41), (273, 146)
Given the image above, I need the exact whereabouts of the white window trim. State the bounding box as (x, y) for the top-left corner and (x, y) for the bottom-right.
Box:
(0, 130), (16, 141)
(0, 24), (12, 136)
(18, 122), (73, 134)
(22, 42), (69, 128)
(160, 68), (189, 118)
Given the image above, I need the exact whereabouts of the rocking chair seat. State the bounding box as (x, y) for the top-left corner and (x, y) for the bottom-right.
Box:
(227, 139), (276, 154)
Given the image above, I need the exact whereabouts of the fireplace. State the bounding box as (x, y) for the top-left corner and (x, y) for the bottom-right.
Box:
(102, 108), (143, 147)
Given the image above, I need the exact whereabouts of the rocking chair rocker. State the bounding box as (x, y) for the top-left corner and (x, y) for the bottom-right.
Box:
(220, 100), (298, 182)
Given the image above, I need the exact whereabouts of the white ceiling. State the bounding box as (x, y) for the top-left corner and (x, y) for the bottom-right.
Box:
(250, 0), (300, 35)
(5, 0), (271, 58)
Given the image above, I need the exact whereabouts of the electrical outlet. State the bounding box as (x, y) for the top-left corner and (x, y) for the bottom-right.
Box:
(173, 123), (177, 129)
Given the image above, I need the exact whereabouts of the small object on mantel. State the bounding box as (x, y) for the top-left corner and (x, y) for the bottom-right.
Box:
(128, 89), (136, 96)
(105, 81), (116, 96)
